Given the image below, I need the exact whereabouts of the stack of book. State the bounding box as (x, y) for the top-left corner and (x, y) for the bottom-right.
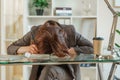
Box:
(55, 7), (72, 16)
(58, 19), (71, 25)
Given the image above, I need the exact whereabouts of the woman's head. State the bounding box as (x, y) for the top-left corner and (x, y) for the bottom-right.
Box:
(35, 20), (69, 57)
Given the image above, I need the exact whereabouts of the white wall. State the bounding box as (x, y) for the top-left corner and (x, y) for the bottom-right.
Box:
(98, 0), (120, 49)
(98, 0), (113, 48)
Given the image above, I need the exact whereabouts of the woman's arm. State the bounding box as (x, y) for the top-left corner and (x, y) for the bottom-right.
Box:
(7, 26), (40, 55)
(73, 32), (94, 54)
(7, 31), (37, 55)
(7, 31), (32, 55)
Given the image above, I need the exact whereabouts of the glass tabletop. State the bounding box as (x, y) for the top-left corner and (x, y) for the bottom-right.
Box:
(0, 53), (120, 65)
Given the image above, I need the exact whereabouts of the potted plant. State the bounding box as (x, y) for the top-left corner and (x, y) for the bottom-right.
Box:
(33, 0), (49, 15)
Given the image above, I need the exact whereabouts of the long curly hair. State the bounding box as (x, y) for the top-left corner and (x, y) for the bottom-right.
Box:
(34, 20), (69, 57)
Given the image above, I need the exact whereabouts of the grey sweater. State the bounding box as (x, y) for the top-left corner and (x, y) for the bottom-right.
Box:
(7, 25), (93, 80)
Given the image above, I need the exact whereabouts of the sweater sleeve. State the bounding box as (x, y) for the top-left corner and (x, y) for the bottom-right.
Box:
(7, 31), (32, 55)
(73, 32), (94, 54)
(7, 25), (40, 55)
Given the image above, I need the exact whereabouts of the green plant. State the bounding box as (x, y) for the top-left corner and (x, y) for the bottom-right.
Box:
(33, 0), (49, 10)
(115, 29), (120, 48)
(117, 12), (120, 16)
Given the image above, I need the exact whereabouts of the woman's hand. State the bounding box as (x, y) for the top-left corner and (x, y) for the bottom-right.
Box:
(68, 47), (77, 58)
(17, 44), (38, 54)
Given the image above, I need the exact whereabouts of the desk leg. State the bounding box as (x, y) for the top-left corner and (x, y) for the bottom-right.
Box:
(107, 63), (117, 80)
(97, 63), (103, 80)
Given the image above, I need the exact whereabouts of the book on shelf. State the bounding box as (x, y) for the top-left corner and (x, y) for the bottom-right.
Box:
(58, 19), (65, 24)
(65, 19), (70, 25)
(58, 19), (71, 25)
(55, 7), (72, 16)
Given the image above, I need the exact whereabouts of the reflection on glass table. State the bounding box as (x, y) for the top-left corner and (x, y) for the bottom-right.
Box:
(1, 53), (120, 80)
(0, 53), (120, 65)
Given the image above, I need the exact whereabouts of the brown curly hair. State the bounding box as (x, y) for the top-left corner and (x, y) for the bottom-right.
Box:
(34, 20), (69, 57)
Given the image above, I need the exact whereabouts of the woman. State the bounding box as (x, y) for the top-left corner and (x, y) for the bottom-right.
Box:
(7, 20), (93, 80)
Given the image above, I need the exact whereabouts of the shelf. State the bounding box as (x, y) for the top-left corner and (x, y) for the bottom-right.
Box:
(72, 16), (97, 19)
(27, 16), (71, 19)
(27, 15), (97, 19)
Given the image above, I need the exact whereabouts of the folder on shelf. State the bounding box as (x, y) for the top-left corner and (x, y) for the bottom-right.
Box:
(55, 7), (72, 16)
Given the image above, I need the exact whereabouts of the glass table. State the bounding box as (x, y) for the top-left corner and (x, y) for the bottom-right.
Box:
(0, 53), (120, 80)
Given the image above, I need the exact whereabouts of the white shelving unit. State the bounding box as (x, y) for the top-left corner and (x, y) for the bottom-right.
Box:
(23, 0), (97, 41)
(23, 0), (98, 80)
(0, 0), (98, 80)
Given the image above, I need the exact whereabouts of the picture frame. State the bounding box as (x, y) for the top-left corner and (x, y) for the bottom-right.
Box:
(113, 0), (120, 8)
